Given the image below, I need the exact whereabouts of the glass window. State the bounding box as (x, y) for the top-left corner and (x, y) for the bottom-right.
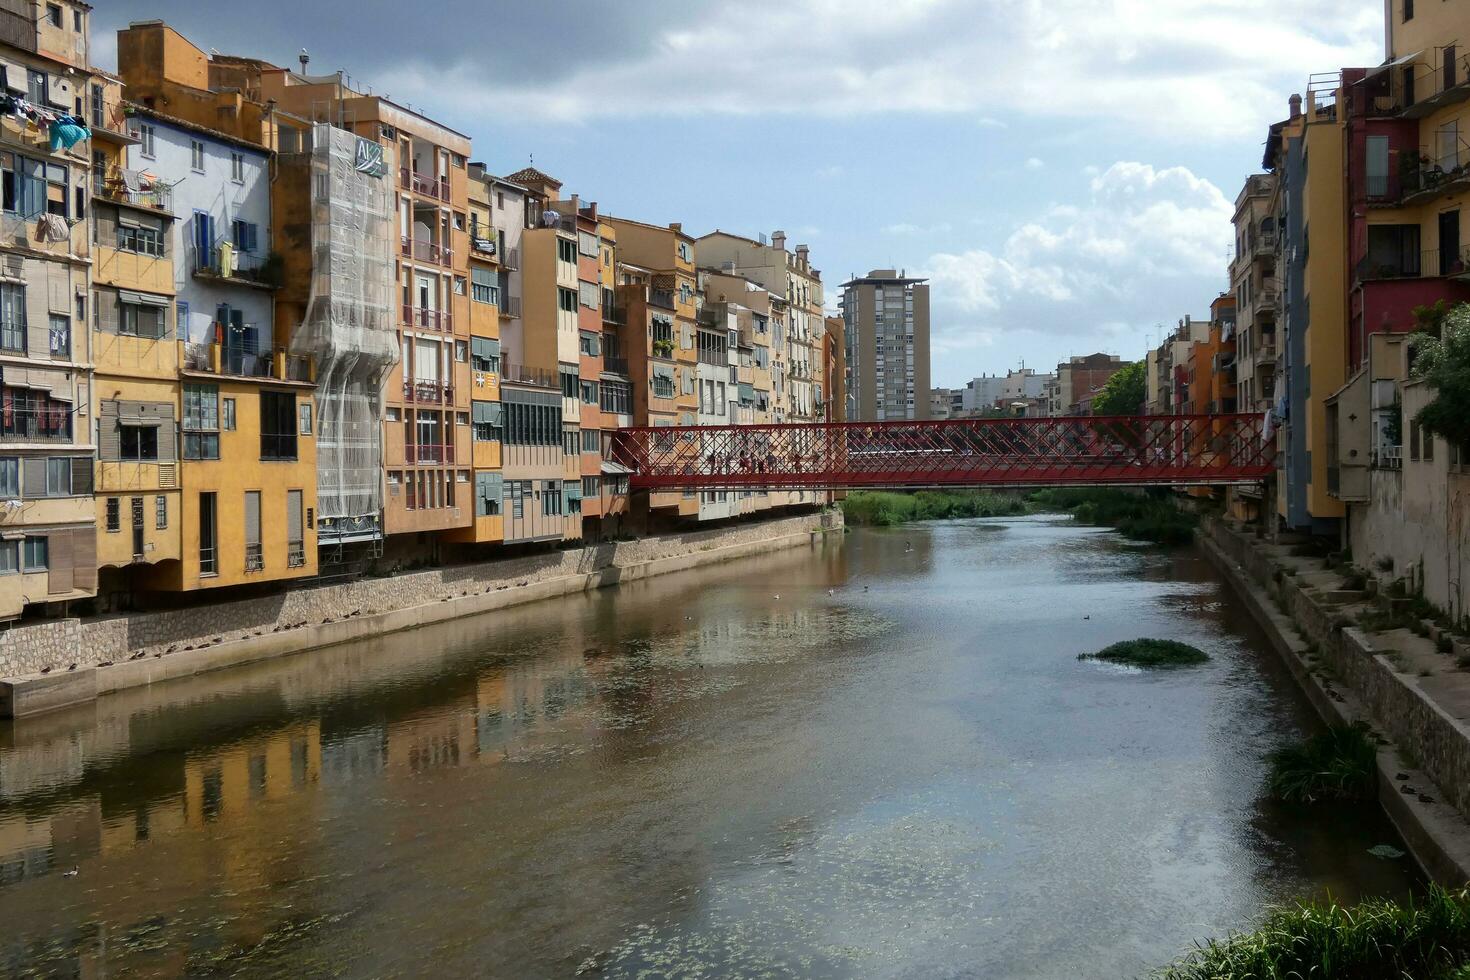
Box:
(23, 536), (47, 572)
(155, 494), (167, 529)
(119, 425), (159, 461)
(137, 123), (155, 158)
(0, 283), (25, 352)
(0, 539), (16, 574)
(48, 314), (69, 357)
(298, 402), (312, 435)
(0, 457), (16, 497)
(106, 496), (120, 532)
(231, 152), (244, 182)
(182, 385), (220, 460)
(190, 139), (205, 172)
(223, 397), (236, 431)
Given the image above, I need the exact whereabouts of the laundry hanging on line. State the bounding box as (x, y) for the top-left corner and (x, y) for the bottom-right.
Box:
(47, 116), (90, 152)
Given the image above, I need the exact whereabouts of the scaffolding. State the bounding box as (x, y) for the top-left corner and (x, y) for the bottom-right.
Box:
(294, 123), (399, 546)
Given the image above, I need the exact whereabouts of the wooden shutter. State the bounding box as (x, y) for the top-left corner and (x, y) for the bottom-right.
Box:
(70, 455), (92, 495)
(71, 526), (96, 592)
(244, 490), (261, 548)
(47, 529), (72, 594)
(21, 457), (44, 497)
(286, 489), (302, 543)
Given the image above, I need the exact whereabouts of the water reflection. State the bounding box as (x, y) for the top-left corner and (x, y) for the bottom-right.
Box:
(0, 518), (1420, 978)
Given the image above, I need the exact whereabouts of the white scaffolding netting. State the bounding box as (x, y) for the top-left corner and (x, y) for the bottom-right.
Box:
(294, 124), (399, 532)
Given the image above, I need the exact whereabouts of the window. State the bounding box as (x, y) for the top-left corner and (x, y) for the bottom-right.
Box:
(155, 495), (167, 529)
(511, 480), (524, 519)
(557, 238), (576, 263)
(0, 540), (15, 574)
(26, 70), (45, 107)
(190, 140), (205, 172)
(45, 4), (61, 27)
(244, 490), (262, 571)
(578, 231), (599, 257)
(260, 392), (297, 460)
(579, 281), (599, 309)
(120, 424), (159, 461)
(1404, 0), (1413, 21)
(73, 8), (81, 30)
(232, 219), (258, 253)
(600, 380), (631, 415)
(582, 476), (600, 499)
(560, 366), (578, 399)
(299, 402), (312, 435)
(231, 152), (244, 182)
(472, 400), (502, 442)
(0, 457), (14, 497)
(48, 314), (68, 357)
(475, 473), (502, 517)
(182, 385), (220, 459)
(558, 287), (578, 313)
(580, 380), (598, 404)
(580, 428), (600, 453)
(119, 298), (165, 338)
(137, 123), (155, 158)
(199, 491), (217, 575)
(116, 223), (165, 257)
(106, 496), (120, 532)
(455, 341), (468, 363)
(562, 428), (579, 457)
(543, 480), (563, 516)
(678, 241), (692, 262)
(0, 283), (24, 352)
(23, 536), (47, 572)
(287, 489), (304, 567)
(223, 398), (236, 431)
(471, 268), (499, 305)
(471, 336), (501, 374)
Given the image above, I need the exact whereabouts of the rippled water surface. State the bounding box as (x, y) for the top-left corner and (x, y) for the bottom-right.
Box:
(0, 517), (1419, 978)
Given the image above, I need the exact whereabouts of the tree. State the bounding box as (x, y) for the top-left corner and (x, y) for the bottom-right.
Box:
(1092, 361), (1147, 416)
(1412, 302), (1470, 450)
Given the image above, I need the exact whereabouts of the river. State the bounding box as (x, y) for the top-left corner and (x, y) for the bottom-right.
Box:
(0, 516), (1419, 978)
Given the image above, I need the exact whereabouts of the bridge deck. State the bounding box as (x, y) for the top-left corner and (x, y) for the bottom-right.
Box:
(609, 414), (1274, 491)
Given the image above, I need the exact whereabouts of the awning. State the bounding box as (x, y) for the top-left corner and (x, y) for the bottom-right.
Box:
(601, 460), (632, 476)
(118, 290), (168, 307)
(1364, 50), (1422, 79)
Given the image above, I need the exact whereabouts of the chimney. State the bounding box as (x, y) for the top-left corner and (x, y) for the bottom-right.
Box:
(670, 221), (682, 234)
(771, 230), (786, 252)
(796, 244), (809, 261)
(1289, 93), (1302, 120)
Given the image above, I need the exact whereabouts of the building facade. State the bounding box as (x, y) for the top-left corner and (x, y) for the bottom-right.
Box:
(836, 269), (931, 422)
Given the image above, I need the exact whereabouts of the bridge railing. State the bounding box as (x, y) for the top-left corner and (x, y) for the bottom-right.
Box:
(608, 414), (1275, 490)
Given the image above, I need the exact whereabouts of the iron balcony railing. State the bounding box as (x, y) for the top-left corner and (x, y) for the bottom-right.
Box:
(402, 380), (453, 404)
(245, 543), (264, 572)
(500, 246), (520, 270)
(401, 237), (453, 268)
(502, 362), (555, 388)
(406, 442), (456, 465)
(0, 408), (72, 443)
(95, 170), (173, 212)
(603, 356), (630, 375)
(499, 294), (522, 318)
(399, 168), (448, 201)
(190, 245), (280, 288)
(199, 545), (218, 576)
(288, 542), (305, 568)
(401, 305), (453, 332)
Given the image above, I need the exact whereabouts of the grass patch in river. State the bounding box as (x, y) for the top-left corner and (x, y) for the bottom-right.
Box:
(1078, 638), (1209, 668)
(1156, 885), (1470, 980)
(1265, 723), (1378, 804)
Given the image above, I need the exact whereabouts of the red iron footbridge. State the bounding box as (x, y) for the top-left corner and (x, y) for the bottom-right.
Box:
(609, 414), (1275, 491)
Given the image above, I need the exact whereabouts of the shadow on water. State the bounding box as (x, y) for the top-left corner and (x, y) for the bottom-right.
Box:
(0, 518), (1420, 978)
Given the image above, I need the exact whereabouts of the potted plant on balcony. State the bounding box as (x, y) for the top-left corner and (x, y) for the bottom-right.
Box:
(652, 338), (674, 358)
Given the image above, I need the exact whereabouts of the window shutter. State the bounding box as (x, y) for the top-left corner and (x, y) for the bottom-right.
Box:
(70, 526), (96, 592)
(287, 489), (303, 542)
(47, 531), (72, 594)
(21, 457), (44, 498)
(70, 455), (92, 495)
(244, 491), (261, 547)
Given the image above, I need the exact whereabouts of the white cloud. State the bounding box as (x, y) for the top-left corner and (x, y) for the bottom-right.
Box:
(920, 160), (1232, 366)
(884, 221), (953, 236)
(1024, 157), (1045, 170)
(815, 164), (845, 179)
(377, 0), (1380, 140)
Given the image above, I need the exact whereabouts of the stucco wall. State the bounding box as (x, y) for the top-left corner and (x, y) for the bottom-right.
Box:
(0, 512), (837, 680)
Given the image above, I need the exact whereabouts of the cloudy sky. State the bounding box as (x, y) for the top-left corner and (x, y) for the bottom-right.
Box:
(94, 1), (1382, 386)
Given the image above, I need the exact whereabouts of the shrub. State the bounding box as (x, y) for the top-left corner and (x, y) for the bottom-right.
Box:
(1030, 488), (1197, 546)
(839, 490), (1027, 526)
(1265, 723), (1378, 804)
(1157, 886), (1470, 980)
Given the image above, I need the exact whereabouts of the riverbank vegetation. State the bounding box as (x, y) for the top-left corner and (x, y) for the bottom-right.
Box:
(1028, 487), (1198, 546)
(1157, 885), (1470, 980)
(1265, 723), (1378, 804)
(839, 490), (1028, 526)
(1078, 638), (1209, 668)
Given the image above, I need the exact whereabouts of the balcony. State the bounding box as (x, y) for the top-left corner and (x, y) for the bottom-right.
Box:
(650, 289), (676, 311)
(1400, 53), (1470, 120)
(0, 409), (72, 444)
(406, 443), (456, 465)
(182, 339), (313, 383)
(402, 379), (453, 404)
(1251, 277), (1279, 314)
(499, 294), (522, 318)
(190, 245), (280, 290)
(603, 356), (630, 375)
(401, 305), (453, 333)
(500, 246), (520, 270)
(502, 362), (556, 388)
(1250, 231), (1277, 259)
(401, 236), (453, 268)
(400, 168), (448, 202)
(603, 304), (626, 326)
(469, 235), (497, 258)
(95, 170), (172, 213)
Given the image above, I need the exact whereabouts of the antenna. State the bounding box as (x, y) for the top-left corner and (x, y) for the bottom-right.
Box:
(299, 48), (309, 75)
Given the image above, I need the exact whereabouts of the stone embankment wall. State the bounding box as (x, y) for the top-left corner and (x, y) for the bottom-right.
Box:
(1202, 517), (1470, 885)
(0, 512), (839, 681)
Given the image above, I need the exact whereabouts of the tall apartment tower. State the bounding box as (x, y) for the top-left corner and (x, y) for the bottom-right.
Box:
(838, 271), (930, 421)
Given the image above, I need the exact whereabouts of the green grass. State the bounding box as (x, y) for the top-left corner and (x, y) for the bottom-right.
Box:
(1029, 487), (1198, 546)
(1078, 638), (1210, 668)
(1156, 886), (1470, 980)
(1265, 723), (1378, 804)
(839, 490), (1028, 526)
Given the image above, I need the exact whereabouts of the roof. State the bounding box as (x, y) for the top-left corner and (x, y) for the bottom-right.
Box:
(122, 102), (271, 156)
(840, 273), (928, 288)
(602, 213), (693, 241)
(504, 166), (562, 189)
